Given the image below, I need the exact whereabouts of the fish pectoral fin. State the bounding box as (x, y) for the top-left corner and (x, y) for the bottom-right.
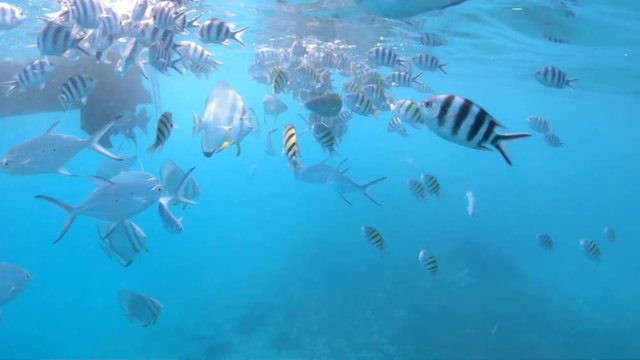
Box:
(216, 141), (234, 153)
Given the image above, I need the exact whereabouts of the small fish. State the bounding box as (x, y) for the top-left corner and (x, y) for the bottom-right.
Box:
(0, 262), (31, 318)
(305, 93), (342, 117)
(131, 0), (148, 21)
(37, 19), (87, 57)
(0, 2), (26, 30)
(59, 75), (97, 111)
(534, 66), (576, 89)
(69, 0), (104, 29)
(367, 46), (405, 68)
(391, 99), (424, 126)
(312, 122), (337, 157)
(386, 72), (422, 88)
(174, 41), (222, 70)
(99, 7), (123, 36)
(146, 112), (173, 152)
(158, 197), (183, 233)
(411, 82), (433, 93)
(407, 179), (426, 200)
(412, 54), (447, 74)
(1, 58), (55, 96)
(526, 115), (552, 134)
(150, 1), (178, 29)
(263, 95), (288, 119)
(197, 18), (248, 46)
(361, 84), (391, 111)
(420, 95), (531, 166)
(118, 290), (164, 327)
(342, 81), (360, 93)
(282, 124), (301, 171)
(387, 116), (408, 137)
(290, 39), (306, 57)
(271, 66), (288, 95)
(99, 220), (147, 267)
(537, 233), (553, 251)
(544, 132), (564, 148)
(579, 238), (601, 263)
(420, 173), (440, 197)
(343, 92), (377, 117)
(465, 190), (476, 217)
(362, 225), (385, 252)
(419, 33), (444, 46)
(148, 41), (182, 75)
(159, 160), (200, 206)
(603, 226), (615, 242)
(418, 250), (438, 276)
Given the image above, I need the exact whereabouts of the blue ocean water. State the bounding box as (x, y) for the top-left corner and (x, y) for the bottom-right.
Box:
(0, 0), (639, 359)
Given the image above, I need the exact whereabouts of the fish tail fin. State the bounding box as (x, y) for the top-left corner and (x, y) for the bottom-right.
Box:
(34, 195), (77, 244)
(566, 78), (577, 88)
(492, 133), (531, 166)
(412, 72), (423, 83)
(232, 26), (249, 46)
(361, 176), (387, 206)
(439, 64), (447, 75)
(89, 121), (122, 161)
(192, 112), (202, 137)
(187, 13), (201, 28)
(170, 58), (184, 75)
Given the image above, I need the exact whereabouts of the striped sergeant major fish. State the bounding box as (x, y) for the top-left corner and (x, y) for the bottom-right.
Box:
(0, 2), (26, 30)
(367, 46), (406, 68)
(537, 233), (553, 251)
(387, 116), (408, 137)
(391, 99), (424, 127)
(174, 41), (222, 70)
(312, 122), (338, 157)
(418, 33), (445, 47)
(385, 71), (422, 88)
(534, 66), (576, 89)
(36, 18), (90, 57)
(1, 58), (55, 95)
(526, 115), (552, 134)
(343, 92), (377, 117)
(197, 18), (248, 46)
(407, 179), (426, 200)
(67, 0), (104, 29)
(58, 74), (96, 111)
(419, 94), (531, 166)
(420, 173), (440, 197)
(362, 225), (384, 252)
(544, 132), (564, 148)
(282, 124), (301, 172)
(148, 41), (182, 75)
(412, 54), (447, 74)
(146, 112), (173, 152)
(418, 250), (438, 276)
(579, 238), (600, 263)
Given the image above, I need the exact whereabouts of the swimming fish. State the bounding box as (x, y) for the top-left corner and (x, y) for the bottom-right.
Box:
(385, 72), (422, 88)
(312, 122), (338, 157)
(158, 196), (183, 233)
(420, 173), (440, 198)
(343, 92), (377, 117)
(159, 160), (200, 206)
(544, 132), (564, 148)
(197, 18), (248, 46)
(0, 262), (31, 319)
(68, 0), (104, 29)
(0, 2), (26, 30)
(1, 58), (55, 96)
(193, 80), (253, 157)
(271, 66), (288, 95)
(263, 95), (288, 120)
(418, 250), (438, 276)
(534, 66), (576, 89)
(118, 290), (163, 327)
(387, 116), (408, 137)
(526, 115), (552, 134)
(407, 179), (426, 200)
(603, 226), (616, 242)
(391, 99), (424, 127)
(465, 190), (476, 217)
(537, 233), (553, 251)
(304, 93), (342, 117)
(0, 121), (121, 176)
(412, 54), (447, 74)
(419, 94), (531, 166)
(367, 46), (405, 68)
(59, 75), (97, 111)
(146, 112), (173, 152)
(362, 225), (384, 252)
(131, 0), (148, 21)
(282, 124), (301, 171)
(36, 19), (87, 57)
(99, 220), (147, 267)
(579, 238), (600, 263)
(331, 172), (387, 206)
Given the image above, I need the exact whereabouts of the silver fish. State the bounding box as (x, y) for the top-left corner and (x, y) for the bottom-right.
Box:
(158, 197), (182, 233)
(604, 226), (616, 242)
(263, 94), (288, 119)
(544, 132), (565, 147)
(159, 160), (200, 206)
(131, 0), (148, 21)
(118, 290), (163, 327)
(0, 262), (31, 319)
(99, 220), (147, 267)
(0, 2), (26, 30)
(0, 121), (120, 176)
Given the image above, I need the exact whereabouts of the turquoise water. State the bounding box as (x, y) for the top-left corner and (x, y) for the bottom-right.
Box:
(1, 1), (639, 359)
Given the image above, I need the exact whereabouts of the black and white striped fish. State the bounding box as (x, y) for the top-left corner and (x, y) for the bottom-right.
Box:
(343, 81), (360, 94)
(1, 58), (55, 95)
(418, 250), (438, 276)
(99, 7), (122, 36)
(58, 74), (96, 110)
(150, 1), (178, 29)
(0, 2), (26, 30)
(37, 19), (87, 56)
(312, 122), (337, 157)
(544, 132), (564, 147)
(419, 33), (444, 47)
(361, 84), (391, 111)
(391, 99), (424, 127)
(148, 41), (182, 75)
(537, 233), (553, 251)
(412, 82), (433, 93)
(407, 179), (426, 200)
(68, 0), (104, 29)
(174, 41), (222, 70)
(367, 46), (405, 68)
(282, 124), (301, 171)
(197, 18), (248, 46)
(526, 115), (552, 134)
(362, 225), (384, 252)
(534, 66), (576, 89)
(146, 112), (173, 152)
(344, 92), (377, 117)
(86, 27), (114, 63)
(132, 20), (174, 48)
(387, 116), (408, 137)
(385, 71), (422, 88)
(420, 173), (440, 197)
(419, 94), (531, 166)
(579, 239), (600, 263)
(412, 54), (447, 74)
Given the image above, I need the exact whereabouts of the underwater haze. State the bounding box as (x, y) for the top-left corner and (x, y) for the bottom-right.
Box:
(0, 0), (639, 359)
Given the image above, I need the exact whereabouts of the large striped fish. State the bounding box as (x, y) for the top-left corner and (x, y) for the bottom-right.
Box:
(419, 94), (530, 165)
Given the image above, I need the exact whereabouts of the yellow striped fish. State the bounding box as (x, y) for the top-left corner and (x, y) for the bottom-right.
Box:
(146, 112), (173, 152)
(420, 173), (441, 198)
(418, 250), (438, 276)
(537, 234), (553, 251)
(272, 66), (288, 95)
(282, 124), (301, 170)
(362, 225), (384, 252)
(407, 179), (426, 200)
(579, 239), (600, 263)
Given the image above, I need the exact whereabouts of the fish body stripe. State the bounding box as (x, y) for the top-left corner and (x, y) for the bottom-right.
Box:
(467, 109), (487, 141)
(436, 95), (454, 127)
(451, 99), (472, 136)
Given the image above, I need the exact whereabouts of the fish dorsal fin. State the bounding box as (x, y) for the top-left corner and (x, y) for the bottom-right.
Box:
(45, 121), (60, 135)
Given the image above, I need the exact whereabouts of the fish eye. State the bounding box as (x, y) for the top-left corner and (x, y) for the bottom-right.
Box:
(24, 273), (31, 281)
(2, 159), (9, 167)
(423, 101), (433, 108)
